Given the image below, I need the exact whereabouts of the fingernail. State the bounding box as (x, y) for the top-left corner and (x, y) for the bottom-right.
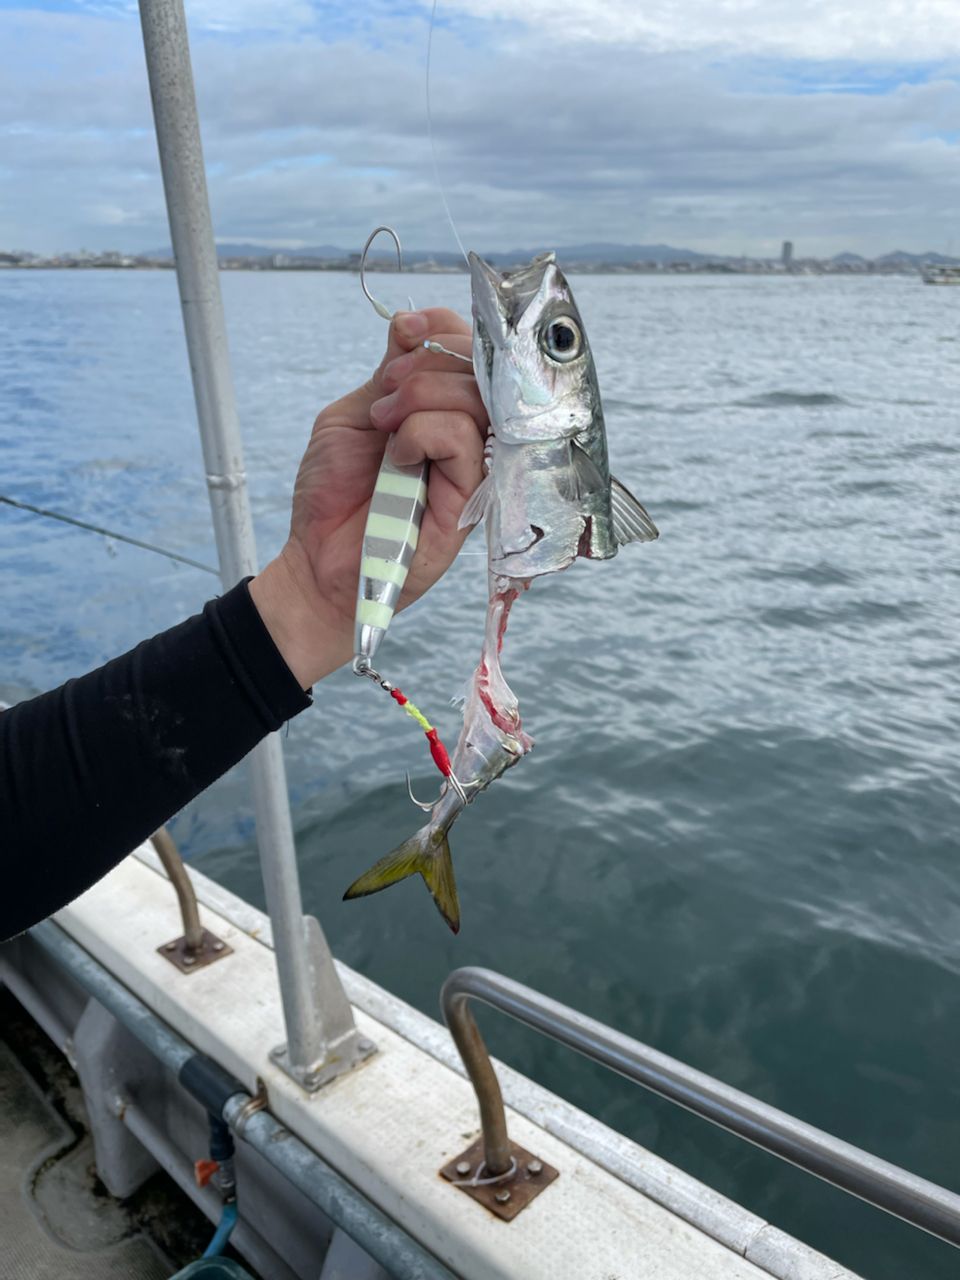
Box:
(369, 391), (398, 424)
(395, 311), (428, 340)
(382, 353), (414, 387)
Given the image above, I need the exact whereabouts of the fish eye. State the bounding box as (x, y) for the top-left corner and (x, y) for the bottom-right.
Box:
(541, 316), (582, 363)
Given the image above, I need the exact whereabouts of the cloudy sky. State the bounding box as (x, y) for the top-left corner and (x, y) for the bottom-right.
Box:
(1, 0), (958, 257)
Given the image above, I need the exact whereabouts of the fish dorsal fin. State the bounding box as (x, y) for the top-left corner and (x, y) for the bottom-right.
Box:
(457, 473), (492, 530)
(570, 440), (606, 499)
(610, 476), (659, 544)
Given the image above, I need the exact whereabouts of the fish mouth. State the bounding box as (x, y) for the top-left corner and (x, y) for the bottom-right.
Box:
(469, 251), (557, 334)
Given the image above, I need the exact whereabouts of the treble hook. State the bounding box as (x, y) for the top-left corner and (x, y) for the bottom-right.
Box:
(360, 225), (403, 321)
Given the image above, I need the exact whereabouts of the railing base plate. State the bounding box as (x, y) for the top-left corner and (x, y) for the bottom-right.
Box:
(270, 1031), (376, 1093)
(157, 928), (232, 973)
(440, 1138), (558, 1221)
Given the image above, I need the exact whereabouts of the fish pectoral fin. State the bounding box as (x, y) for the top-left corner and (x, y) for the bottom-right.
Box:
(570, 440), (607, 499)
(457, 474), (492, 531)
(343, 827), (460, 933)
(610, 476), (659, 544)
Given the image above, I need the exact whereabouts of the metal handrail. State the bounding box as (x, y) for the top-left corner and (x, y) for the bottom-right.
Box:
(441, 966), (960, 1248)
(150, 827), (203, 953)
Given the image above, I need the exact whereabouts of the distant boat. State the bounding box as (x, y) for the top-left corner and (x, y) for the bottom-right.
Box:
(922, 265), (960, 285)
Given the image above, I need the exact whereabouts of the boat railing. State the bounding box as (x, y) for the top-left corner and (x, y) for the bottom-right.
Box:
(442, 965), (960, 1249)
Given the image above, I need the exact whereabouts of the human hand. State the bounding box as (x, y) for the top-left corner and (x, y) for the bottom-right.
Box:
(250, 308), (487, 688)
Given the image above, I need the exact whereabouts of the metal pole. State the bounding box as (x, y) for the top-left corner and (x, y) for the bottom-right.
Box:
(137, 0), (364, 1080)
(441, 966), (960, 1249)
(29, 924), (452, 1280)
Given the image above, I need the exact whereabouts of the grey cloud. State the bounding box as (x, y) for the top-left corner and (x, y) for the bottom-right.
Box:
(1, 8), (958, 256)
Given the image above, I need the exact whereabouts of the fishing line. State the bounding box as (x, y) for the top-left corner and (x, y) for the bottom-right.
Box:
(350, 7), (475, 807)
(0, 493), (219, 576)
(426, 0), (469, 267)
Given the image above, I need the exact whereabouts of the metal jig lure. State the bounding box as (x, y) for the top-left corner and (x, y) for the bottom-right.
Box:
(354, 226), (430, 665)
(353, 225), (467, 806)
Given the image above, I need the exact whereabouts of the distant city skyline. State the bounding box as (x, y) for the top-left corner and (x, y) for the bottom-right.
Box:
(5, 241), (956, 274)
(1, 2), (958, 258)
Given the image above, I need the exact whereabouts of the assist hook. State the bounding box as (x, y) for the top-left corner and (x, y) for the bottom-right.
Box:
(360, 225), (405, 321)
(353, 658), (470, 808)
(360, 224), (471, 364)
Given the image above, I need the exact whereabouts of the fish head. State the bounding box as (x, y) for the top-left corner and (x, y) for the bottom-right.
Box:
(469, 251), (599, 444)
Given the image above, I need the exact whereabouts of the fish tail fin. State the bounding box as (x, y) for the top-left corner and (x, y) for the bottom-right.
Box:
(343, 826), (460, 933)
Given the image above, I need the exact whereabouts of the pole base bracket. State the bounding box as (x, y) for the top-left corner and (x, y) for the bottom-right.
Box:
(269, 1030), (376, 1093)
(440, 1137), (558, 1221)
(157, 929), (232, 974)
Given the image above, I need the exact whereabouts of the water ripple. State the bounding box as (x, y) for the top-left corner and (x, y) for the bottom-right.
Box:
(3, 271), (958, 1280)
(734, 390), (852, 409)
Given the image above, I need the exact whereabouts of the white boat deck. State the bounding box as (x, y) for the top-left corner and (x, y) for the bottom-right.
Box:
(40, 848), (859, 1280)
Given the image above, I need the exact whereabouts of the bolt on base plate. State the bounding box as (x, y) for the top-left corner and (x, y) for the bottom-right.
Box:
(270, 1031), (377, 1092)
(157, 928), (233, 973)
(440, 1137), (558, 1221)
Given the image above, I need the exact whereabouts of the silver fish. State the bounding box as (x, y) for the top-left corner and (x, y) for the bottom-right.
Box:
(344, 252), (657, 931)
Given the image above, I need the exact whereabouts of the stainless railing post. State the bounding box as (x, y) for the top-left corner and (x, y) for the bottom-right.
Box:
(137, 0), (372, 1087)
(440, 966), (960, 1249)
(442, 990), (512, 1176)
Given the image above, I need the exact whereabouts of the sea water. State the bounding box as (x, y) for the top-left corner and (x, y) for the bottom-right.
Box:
(1, 268), (957, 1279)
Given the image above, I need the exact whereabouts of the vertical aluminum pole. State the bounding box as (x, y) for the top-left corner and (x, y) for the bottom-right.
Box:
(137, 0), (369, 1083)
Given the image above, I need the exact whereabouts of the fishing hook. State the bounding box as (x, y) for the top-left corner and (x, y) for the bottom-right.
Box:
(360, 225), (404, 321)
(406, 772), (439, 812)
(361, 226), (470, 365)
(406, 768), (471, 810)
(446, 770), (470, 805)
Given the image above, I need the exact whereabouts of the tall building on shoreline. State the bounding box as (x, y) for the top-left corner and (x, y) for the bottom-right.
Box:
(781, 240), (794, 268)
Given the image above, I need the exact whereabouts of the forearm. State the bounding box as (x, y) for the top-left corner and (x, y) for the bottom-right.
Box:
(248, 543), (354, 687)
(0, 578), (311, 940)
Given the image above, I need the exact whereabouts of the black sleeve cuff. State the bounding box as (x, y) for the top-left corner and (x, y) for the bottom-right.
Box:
(204, 578), (313, 729)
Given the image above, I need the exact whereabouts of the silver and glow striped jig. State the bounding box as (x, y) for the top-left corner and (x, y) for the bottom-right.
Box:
(354, 453), (427, 663)
(352, 226), (468, 804)
(354, 226), (428, 667)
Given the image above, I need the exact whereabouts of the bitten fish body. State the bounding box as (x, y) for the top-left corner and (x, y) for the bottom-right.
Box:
(344, 251), (657, 931)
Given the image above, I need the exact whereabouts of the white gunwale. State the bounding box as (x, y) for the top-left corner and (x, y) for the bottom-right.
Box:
(41, 844), (861, 1280)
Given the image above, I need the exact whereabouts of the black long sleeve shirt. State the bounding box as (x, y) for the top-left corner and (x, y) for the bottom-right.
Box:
(0, 580), (311, 941)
